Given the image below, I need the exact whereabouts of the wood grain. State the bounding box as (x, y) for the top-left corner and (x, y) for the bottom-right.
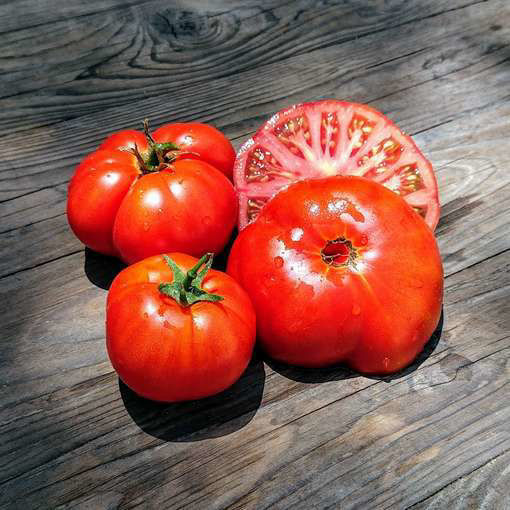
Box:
(1, 248), (508, 509)
(1, 0), (509, 277)
(412, 449), (510, 509)
(0, 0), (481, 135)
(1, 0), (510, 508)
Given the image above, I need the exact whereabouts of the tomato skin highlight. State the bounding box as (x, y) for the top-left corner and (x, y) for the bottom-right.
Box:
(153, 122), (236, 179)
(106, 253), (256, 402)
(112, 160), (238, 264)
(228, 176), (443, 374)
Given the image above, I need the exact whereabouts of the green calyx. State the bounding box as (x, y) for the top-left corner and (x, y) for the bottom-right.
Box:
(143, 119), (180, 169)
(158, 253), (224, 307)
(125, 119), (180, 174)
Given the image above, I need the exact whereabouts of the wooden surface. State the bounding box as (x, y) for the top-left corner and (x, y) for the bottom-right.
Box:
(1, 0), (509, 508)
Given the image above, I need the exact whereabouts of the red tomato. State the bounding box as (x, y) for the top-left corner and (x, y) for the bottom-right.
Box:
(153, 122), (236, 179)
(67, 122), (237, 262)
(228, 176), (443, 374)
(234, 100), (439, 230)
(113, 159), (237, 264)
(107, 253), (256, 402)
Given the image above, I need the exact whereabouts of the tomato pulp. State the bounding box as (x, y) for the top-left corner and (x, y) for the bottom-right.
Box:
(228, 176), (443, 374)
(107, 253), (256, 402)
(234, 100), (439, 230)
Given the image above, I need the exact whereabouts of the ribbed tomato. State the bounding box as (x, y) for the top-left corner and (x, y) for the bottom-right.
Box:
(228, 176), (443, 374)
(67, 122), (237, 263)
(107, 253), (256, 402)
(234, 100), (439, 230)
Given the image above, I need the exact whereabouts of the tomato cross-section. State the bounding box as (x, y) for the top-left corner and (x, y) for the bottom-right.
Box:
(234, 100), (439, 230)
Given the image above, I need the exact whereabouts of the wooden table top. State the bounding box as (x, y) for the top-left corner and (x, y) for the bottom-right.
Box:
(1, 1), (509, 508)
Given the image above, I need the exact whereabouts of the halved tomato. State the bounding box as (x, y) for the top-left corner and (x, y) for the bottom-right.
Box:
(234, 100), (439, 230)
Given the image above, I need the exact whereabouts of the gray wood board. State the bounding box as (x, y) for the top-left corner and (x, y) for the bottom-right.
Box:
(1, 0), (509, 508)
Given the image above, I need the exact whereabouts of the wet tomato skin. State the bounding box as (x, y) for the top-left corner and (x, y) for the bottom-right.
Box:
(112, 160), (237, 265)
(153, 123), (236, 179)
(107, 253), (256, 402)
(67, 125), (237, 263)
(228, 176), (443, 374)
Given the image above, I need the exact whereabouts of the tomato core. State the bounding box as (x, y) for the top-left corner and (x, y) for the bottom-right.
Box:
(321, 238), (356, 267)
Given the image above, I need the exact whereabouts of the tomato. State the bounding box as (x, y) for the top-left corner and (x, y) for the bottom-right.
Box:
(67, 121), (237, 263)
(107, 253), (256, 402)
(152, 123), (236, 179)
(112, 159), (237, 264)
(234, 100), (439, 230)
(228, 176), (443, 374)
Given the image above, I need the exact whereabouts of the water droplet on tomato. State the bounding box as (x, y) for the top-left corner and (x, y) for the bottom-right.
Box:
(202, 216), (212, 226)
(352, 304), (361, 315)
(274, 256), (284, 268)
(158, 306), (165, 317)
(143, 222), (150, 232)
(290, 227), (304, 242)
(360, 235), (368, 246)
(383, 357), (390, 369)
(143, 312), (149, 319)
(163, 320), (171, 329)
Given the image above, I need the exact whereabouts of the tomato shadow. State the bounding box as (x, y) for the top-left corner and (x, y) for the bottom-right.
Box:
(120, 351), (265, 442)
(265, 310), (444, 384)
(212, 227), (238, 272)
(265, 358), (358, 384)
(84, 248), (125, 290)
(84, 227), (236, 291)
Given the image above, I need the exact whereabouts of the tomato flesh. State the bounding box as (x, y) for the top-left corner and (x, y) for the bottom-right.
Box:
(234, 100), (439, 230)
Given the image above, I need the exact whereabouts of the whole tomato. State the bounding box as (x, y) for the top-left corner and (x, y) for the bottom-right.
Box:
(227, 176), (443, 374)
(67, 121), (237, 263)
(107, 253), (256, 402)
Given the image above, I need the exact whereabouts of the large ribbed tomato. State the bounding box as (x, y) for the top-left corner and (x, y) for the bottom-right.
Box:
(67, 122), (237, 264)
(107, 253), (256, 402)
(228, 176), (443, 374)
(234, 100), (439, 230)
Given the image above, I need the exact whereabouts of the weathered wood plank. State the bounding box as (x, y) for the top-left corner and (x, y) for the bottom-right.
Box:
(0, 0), (480, 135)
(412, 449), (510, 509)
(2, 1), (510, 278)
(1, 1), (509, 508)
(1, 0), (507, 202)
(2, 95), (510, 281)
(0, 248), (508, 508)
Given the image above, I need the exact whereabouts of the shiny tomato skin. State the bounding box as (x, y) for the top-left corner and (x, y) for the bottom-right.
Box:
(152, 123), (236, 179)
(227, 176), (443, 374)
(106, 253), (256, 402)
(67, 150), (140, 256)
(112, 159), (238, 264)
